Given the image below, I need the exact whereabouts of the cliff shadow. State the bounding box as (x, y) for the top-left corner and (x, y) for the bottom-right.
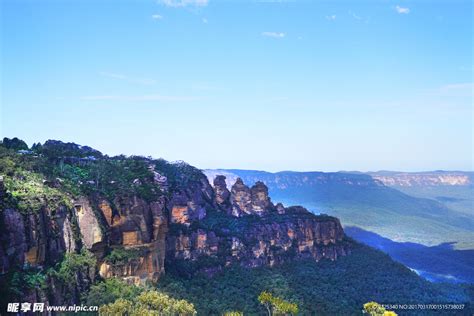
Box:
(344, 226), (474, 284)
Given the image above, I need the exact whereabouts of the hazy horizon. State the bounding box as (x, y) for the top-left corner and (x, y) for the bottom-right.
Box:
(2, 0), (472, 172)
(2, 135), (473, 173)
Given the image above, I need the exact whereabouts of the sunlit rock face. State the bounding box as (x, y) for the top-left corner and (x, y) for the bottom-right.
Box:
(0, 165), (351, 296)
(230, 178), (252, 216)
(166, 175), (351, 272)
(94, 194), (168, 283)
(250, 181), (273, 215)
(99, 242), (165, 284)
(0, 140), (352, 311)
(215, 177), (275, 216)
(75, 197), (104, 251)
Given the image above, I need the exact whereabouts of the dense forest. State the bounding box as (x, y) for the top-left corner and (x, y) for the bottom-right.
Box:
(155, 243), (472, 315)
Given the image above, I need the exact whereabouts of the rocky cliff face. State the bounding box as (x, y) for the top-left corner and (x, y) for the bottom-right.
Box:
(1, 170), (349, 282)
(166, 175), (350, 273)
(169, 176), (212, 224)
(167, 211), (348, 270)
(0, 165), (170, 308)
(0, 183), (79, 273)
(219, 177), (275, 217)
(0, 143), (351, 308)
(0, 176), (88, 306)
(95, 194), (168, 284)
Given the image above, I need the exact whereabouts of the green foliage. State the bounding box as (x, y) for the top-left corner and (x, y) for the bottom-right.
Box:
(99, 298), (133, 316)
(258, 291), (298, 316)
(84, 278), (143, 307)
(0, 267), (48, 310)
(3, 171), (72, 213)
(105, 247), (146, 265)
(54, 155), (164, 202)
(7, 268), (47, 297)
(165, 255), (227, 279)
(395, 184), (474, 217)
(157, 243), (473, 315)
(154, 159), (203, 192)
(1, 137), (28, 151)
(99, 290), (196, 316)
(223, 311), (243, 316)
(0, 145), (72, 213)
(0, 140), (176, 211)
(0, 139), (211, 213)
(0, 150), (17, 176)
(195, 208), (261, 240)
(363, 301), (398, 316)
(38, 140), (102, 159)
(50, 249), (96, 284)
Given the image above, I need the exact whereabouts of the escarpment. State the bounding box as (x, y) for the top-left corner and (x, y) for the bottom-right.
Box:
(167, 176), (349, 272)
(0, 140), (351, 308)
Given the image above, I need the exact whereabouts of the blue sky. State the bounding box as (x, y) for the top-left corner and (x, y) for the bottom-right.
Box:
(1, 0), (472, 172)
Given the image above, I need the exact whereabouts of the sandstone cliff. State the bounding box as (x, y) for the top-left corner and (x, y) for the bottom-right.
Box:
(166, 176), (349, 274)
(0, 141), (351, 308)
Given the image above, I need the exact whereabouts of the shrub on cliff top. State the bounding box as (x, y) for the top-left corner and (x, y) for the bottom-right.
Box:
(0, 146), (72, 213)
(153, 159), (204, 191)
(99, 290), (196, 316)
(39, 140), (102, 159)
(223, 311), (244, 316)
(3, 171), (72, 213)
(258, 291), (298, 316)
(105, 247), (146, 265)
(1, 137), (29, 151)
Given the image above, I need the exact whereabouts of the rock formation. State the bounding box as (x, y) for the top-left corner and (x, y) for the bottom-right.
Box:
(167, 176), (350, 272)
(0, 143), (351, 308)
(96, 195), (168, 283)
(250, 181), (273, 215)
(167, 207), (348, 269)
(213, 175), (230, 205)
(1, 170), (350, 281)
(230, 178), (252, 216)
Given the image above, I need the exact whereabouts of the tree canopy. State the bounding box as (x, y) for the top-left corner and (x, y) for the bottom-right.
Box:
(99, 290), (196, 316)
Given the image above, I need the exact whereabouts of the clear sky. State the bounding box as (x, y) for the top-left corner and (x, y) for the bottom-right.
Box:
(1, 0), (472, 172)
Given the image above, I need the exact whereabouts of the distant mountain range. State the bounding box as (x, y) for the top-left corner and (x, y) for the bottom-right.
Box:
(367, 170), (473, 187)
(368, 171), (474, 217)
(204, 169), (474, 283)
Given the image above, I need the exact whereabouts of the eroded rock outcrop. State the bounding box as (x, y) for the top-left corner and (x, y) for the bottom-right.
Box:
(250, 181), (273, 215)
(230, 178), (252, 216)
(169, 176), (213, 224)
(217, 177), (275, 217)
(97, 195), (168, 283)
(75, 197), (104, 251)
(167, 204), (349, 271)
(0, 144), (352, 307)
(0, 205), (78, 271)
(214, 175), (231, 206)
(167, 176), (350, 272)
